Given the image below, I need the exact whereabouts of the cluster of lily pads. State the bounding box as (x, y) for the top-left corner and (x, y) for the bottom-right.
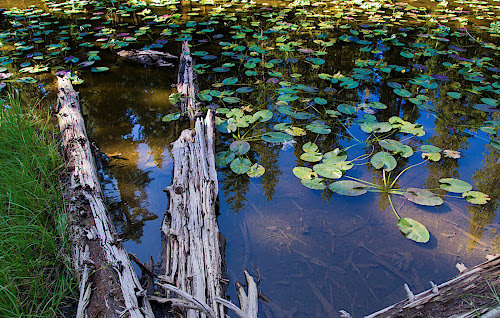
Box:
(1, 0), (500, 242)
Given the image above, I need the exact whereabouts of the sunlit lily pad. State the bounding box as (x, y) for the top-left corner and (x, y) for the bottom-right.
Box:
(462, 191), (490, 205)
(301, 178), (327, 190)
(313, 163), (342, 179)
(397, 218), (430, 243)
(293, 167), (317, 180)
(222, 77), (238, 85)
(370, 152), (397, 171)
(403, 188), (443, 206)
(300, 152), (322, 162)
(230, 157), (252, 174)
(439, 178), (472, 193)
(247, 163), (265, 178)
(329, 180), (367, 196)
(91, 67), (109, 72)
(303, 142), (318, 153)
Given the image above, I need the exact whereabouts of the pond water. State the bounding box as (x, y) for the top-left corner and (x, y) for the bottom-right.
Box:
(1, 0), (500, 316)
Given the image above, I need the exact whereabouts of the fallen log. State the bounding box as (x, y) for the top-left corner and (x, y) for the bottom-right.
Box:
(364, 254), (500, 318)
(56, 73), (154, 318)
(157, 41), (258, 318)
(117, 49), (177, 68)
(176, 41), (202, 120)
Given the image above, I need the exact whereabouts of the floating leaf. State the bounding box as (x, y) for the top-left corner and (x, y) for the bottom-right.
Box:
(230, 140), (250, 155)
(293, 167), (317, 180)
(162, 112), (180, 122)
(91, 67), (109, 72)
(301, 178), (327, 190)
(370, 152), (397, 171)
(329, 180), (367, 196)
(222, 77), (238, 85)
(261, 132), (292, 143)
(285, 126), (306, 136)
(462, 191), (490, 205)
(313, 163), (342, 179)
(230, 158), (252, 174)
(300, 152), (323, 162)
(215, 150), (235, 166)
(314, 97), (327, 105)
(303, 142), (318, 153)
(306, 123), (331, 134)
(379, 139), (413, 158)
(439, 178), (472, 193)
(447, 92), (461, 99)
(247, 163), (265, 178)
(393, 88), (412, 98)
(404, 188), (443, 206)
(337, 104), (356, 115)
(397, 218), (430, 243)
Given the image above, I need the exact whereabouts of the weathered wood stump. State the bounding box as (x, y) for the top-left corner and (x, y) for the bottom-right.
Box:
(56, 73), (154, 318)
(365, 254), (500, 318)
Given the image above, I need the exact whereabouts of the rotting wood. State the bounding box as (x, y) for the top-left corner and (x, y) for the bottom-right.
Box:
(158, 42), (259, 317)
(364, 254), (500, 318)
(56, 73), (154, 318)
(176, 41), (202, 120)
(117, 49), (177, 68)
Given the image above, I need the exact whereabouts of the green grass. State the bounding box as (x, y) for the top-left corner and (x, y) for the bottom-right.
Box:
(0, 92), (77, 317)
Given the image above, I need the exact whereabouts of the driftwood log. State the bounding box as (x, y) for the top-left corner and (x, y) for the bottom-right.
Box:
(176, 41), (202, 120)
(56, 73), (154, 318)
(365, 254), (500, 318)
(117, 49), (177, 68)
(156, 42), (258, 318)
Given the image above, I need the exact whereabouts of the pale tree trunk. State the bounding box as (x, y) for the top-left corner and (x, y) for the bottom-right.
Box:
(56, 74), (154, 318)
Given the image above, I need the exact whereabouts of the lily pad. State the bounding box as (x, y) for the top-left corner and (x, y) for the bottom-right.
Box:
(91, 67), (109, 72)
(403, 188), (443, 206)
(247, 163), (265, 178)
(329, 180), (367, 196)
(397, 218), (430, 243)
(439, 178), (473, 193)
(462, 191), (490, 205)
(303, 142), (318, 153)
(215, 150), (235, 166)
(370, 152), (397, 171)
(300, 152), (323, 162)
(313, 163), (342, 179)
(162, 112), (181, 122)
(301, 178), (327, 190)
(261, 132), (292, 143)
(293, 167), (317, 180)
(230, 140), (251, 155)
(230, 158), (252, 174)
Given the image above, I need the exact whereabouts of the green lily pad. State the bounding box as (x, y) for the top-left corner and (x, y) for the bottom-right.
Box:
(162, 112), (180, 122)
(253, 110), (272, 122)
(285, 126), (307, 136)
(222, 77), (238, 85)
(91, 66), (109, 72)
(397, 218), (430, 243)
(420, 145), (442, 153)
(462, 191), (490, 205)
(379, 139), (413, 158)
(301, 178), (327, 190)
(447, 92), (461, 99)
(300, 152), (323, 162)
(439, 178), (473, 193)
(303, 142), (318, 153)
(261, 132), (292, 143)
(337, 104), (356, 115)
(247, 163), (265, 178)
(306, 123), (331, 134)
(329, 180), (367, 196)
(313, 163), (342, 179)
(215, 150), (235, 166)
(293, 167), (317, 180)
(393, 88), (412, 98)
(230, 158), (252, 174)
(403, 188), (443, 206)
(370, 151), (397, 171)
(314, 97), (327, 105)
(230, 140), (251, 155)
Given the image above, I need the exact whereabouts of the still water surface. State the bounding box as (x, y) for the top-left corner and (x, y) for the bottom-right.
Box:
(2, 0), (500, 316)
